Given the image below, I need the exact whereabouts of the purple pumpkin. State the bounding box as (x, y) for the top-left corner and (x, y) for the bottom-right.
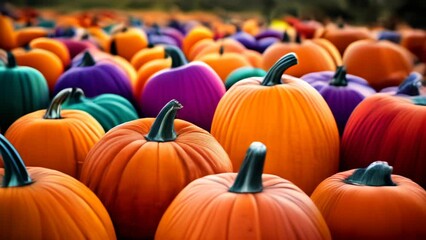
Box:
(301, 66), (376, 135)
(54, 51), (134, 103)
(231, 27), (257, 51)
(55, 38), (98, 58)
(145, 24), (184, 48)
(139, 45), (225, 131)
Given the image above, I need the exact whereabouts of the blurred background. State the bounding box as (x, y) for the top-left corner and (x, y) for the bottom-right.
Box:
(4, 0), (426, 29)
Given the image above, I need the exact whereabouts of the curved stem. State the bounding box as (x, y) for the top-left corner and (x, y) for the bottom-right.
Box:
(396, 72), (421, 96)
(164, 45), (188, 68)
(229, 142), (267, 193)
(43, 88), (73, 119)
(330, 66), (348, 86)
(66, 88), (85, 105)
(261, 52), (298, 86)
(145, 99), (183, 142)
(0, 134), (33, 187)
(78, 51), (96, 67)
(6, 52), (16, 68)
(344, 161), (396, 186)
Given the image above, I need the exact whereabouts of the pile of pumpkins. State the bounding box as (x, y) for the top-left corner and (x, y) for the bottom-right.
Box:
(0, 7), (425, 240)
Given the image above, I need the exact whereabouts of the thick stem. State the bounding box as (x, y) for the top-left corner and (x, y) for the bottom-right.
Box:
(281, 30), (290, 43)
(6, 52), (16, 68)
(229, 142), (267, 193)
(78, 51), (96, 67)
(330, 66), (348, 86)
(295, 32), (301, 43)
(0, 134), (33, 187)
(145, 99), (183, 142)
(261, 52), (298, 86)
(66, 88), (85, 105)
(164, 45), (188, 68)
(43, 88), (73, 119)
(396, 72), (421, 96)
(344, 161), (396, 186)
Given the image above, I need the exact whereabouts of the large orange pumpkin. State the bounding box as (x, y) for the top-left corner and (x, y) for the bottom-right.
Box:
(0, 134), (116, 240)
(0, 15), (16, 50)
(80, 99), (233, 240)
(4, 89), (105, 178)
(156, 142), (331, 240)
(343, 39), (414, 91)
(211, 53), (339, 194)
(311, 161), (426, 240)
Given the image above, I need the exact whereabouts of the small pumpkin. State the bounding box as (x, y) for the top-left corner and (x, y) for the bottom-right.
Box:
(4, 88), (105, 178)
(211, 52), (339, 194)
(156, 142), (331, 240)
(29, 37), (71, 68)
(225, 66), (267, 90)
(14, 26), (48, 47)
(130, 45), (165, 71)
(62, 88), (138, 132)
(0, 52), (49, 133)
(311, 161), (426, 240)
(108, 26), (148, 61)
(0, 14), (16, 50)
(341, 93), (426, 188)
(0, 134), (116, 240)
(80, 99), (233, 240)
(182, 26), (214, 57)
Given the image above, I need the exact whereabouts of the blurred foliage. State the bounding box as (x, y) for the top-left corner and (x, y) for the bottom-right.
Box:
(4, 0), (426, 28)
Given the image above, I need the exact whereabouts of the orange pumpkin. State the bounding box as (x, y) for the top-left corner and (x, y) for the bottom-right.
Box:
(14, 27), (48, 47)
(310, 38), (343, 66)
(211, 53), (339, 194)
(130, 45), (165, 71)
(0, 134), (116, 240)
(4, 89), (105, 178)
(311, 161), (426, 240)
(0, 15), (16, 50)
(156, 142), (331, 240)
(29, 37), (71, 68)
(262, 35), (336, 77)
(400, 29), (426, 63)
(192, 38), (247, 60)
(108, 26), (148, 61)
(13, 48), (63, 92)
(80, 99), (233, 240)
(343, 39), (414, 90)
(182, 26), (214, 57)
(134, 56), (171, 100)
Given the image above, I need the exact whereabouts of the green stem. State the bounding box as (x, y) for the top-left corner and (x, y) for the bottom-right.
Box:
(344, 161), (396, 186)
(396, 72), (421, 96)
(261, 52), (298, 86)
(229, 142), (267, 193)
(66, 88), (85, 105)
(164, 45), (188, 68)
(145, 99), (183, 142)
(0, 134), (33, 187)
(330, 66), (348, 86)
(412, 96), (426, 106)
(281, 30), (290, 42)
(6, 52), (16, 68)
(78, 51), (96, 67)
(43, 88), (73, 119)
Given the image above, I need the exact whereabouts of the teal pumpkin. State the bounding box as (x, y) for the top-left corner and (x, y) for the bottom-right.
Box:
(224, 67), (267, 90)
(0, 52), (49, 133)
(62, 88), (139, 132)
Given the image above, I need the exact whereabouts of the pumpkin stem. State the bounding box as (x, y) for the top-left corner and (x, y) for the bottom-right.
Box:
(0, 134), (33, 187)
(219, 44), (224, 55)
(66, 88), (85, 104)
(261, 52), (298, 86)
(164, 45), (188, 68)
(229, 142), (267, 193)
(412, 96), (426, 106)
(295, 32), (301, 43)
(78, 51), (96, 67)
(43, 88), (73, 119)
(344, 161), (396, 186)
(6, 52), (16, 68)
(145, 99), (183, 142)
(330, 66), (348, 86)
(396, 72), (421, 96)
(281, 30), (290, 42)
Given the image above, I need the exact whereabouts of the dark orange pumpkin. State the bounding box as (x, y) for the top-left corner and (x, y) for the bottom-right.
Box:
(0, 15), (16, 50)
(311, 161), (426, 240)
(211, 53), (339, 194)
(80, 99), (233, 240)
(4, 89), (104, 178)
(14, 27), (48, 47)
(0, 134), (116, 240)
(156, 142), (331, 240)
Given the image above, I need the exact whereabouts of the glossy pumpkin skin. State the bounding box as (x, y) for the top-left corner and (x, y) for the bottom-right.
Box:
(4, 89), (105, 178)
(54, 51), (134, 104)
(211, 53), (340, 194)
(0, 53), (49, 133)
(343, 39), (413, 91)
(14, 27), (48, 47)
(29, 37), (71, 68)
(311, 162), (426, 240)
(0, 134), (116, 240)
(62, 88), (138, 132)
(225, 67), (267, 90)
(140, 46), (225, 131)
(156, 142), (331, 240)
(130, 46), (165, 71)
(182, 26), (214, 57)
(0, 15), (16, 50)
(341, 94), (426, 189)
(108, 27), (148, 61)
(301, 66), (376, 135)
(80, 100), (233, 240)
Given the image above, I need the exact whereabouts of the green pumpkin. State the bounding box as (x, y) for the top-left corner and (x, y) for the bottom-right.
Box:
(224, 67), (267, 90)
(62, 88), (139, 132)
(0, 53), (49, 133)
